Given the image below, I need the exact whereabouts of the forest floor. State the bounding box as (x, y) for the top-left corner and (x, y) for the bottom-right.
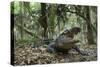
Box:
(14, 43), (97, 65)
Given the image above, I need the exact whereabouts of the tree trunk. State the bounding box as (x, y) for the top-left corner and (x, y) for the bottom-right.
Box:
(86, 6), (95, 44)
(19, 2), (24, 40)
(39, 3), (48, 39)
(48, 5), (56, 39)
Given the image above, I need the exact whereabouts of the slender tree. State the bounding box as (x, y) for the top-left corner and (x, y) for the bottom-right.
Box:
(85, 6), (95, 44)
(39, 3), (48, 39)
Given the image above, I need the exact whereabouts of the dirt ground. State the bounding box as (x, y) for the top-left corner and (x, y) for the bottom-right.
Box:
(14, 43), (97, 65)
